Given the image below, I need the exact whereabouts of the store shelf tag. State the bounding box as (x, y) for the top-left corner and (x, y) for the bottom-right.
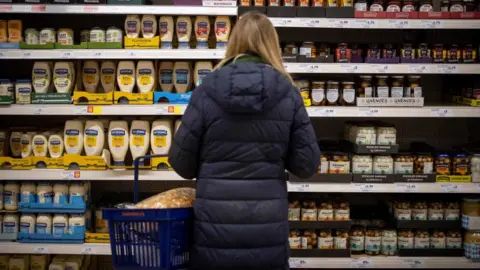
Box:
(92, 51), (103, 58)
(353, 183), (376, 192)
(22, 51), (32, 58)
(421, 20), (443, 29)
(388, 20), (409, 29)
(33, 107), (44, 115)
(31, 4), (46, 12)
(430, 108), (452, 117)
(477, 184), (480, 192)
(314, 108), (336, 117)
(408, 65), (431, 73)
(402, 259), (424, 268)
(356, 19), (376, 29)
(370, 64), (389, 73)
(82, 247), (96, 254)
(437, 64), (457, 74)
(306, 19), (321, 27)
(272, 18), (292, 26)
(341, 64), (359, 73)
(290, 258), (307, 268)
(350, 258), (373, 268)
(61, 51), (74, 59)
(61, 171), (81, 180)
(289, 183), (311, 192)
(396, 183), (418, 192)
(358, 108), (379, 117)
(75, 107), (90, 115)
(87, 105), (102, 115)
(33, 247), (49, 254)
(328, 19), (349, 28)
(0, 4), (12, 11)
(84, 5), (99, 12)
(202, 0), (237, 6)
(440, 183), (462, 193)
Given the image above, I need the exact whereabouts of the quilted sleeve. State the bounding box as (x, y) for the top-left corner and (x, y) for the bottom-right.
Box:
(168, 88), (205, 179)
(285, 88), (321, 179)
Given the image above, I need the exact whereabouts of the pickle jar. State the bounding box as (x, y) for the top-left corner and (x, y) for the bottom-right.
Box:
(394, 153), (414, 174)
(394, 201), (412, 220)
(318, 154), (329, 173)
(326, 81), (340, 105)
(447, 44), (461, 63)
(318, 229), (334, 249)
(433, 44), (446, 63)
(398, 229), (414, 249)
(318, 200), (334, 221)
(301, 200), (318, 221)
(312, 0), (325, 6)
(370, 0), (385, 11)
(414, 229), (430, 249)
(407, 75), (422, 98)
(402, 0), (416, 11)
(334, 200), (350, 220)
(288, 200), (301, 221)
(367, 44), (381, 59)
(446, 230), (462, 248)
(365, 226), (382, 255)
(381, 229), (398, 256)
(341, 81), (356, 106)
(283, 43), (298, 55)
(289, 229), (301, 249)
(435, 153), (451, 175)
(445, 201), (460, 221)
(383, 44), (397, 58)
(428, 201), (445, 220)
(329, 152), (350, 174)
(317, 43), (331, 57)
(462, 44), (477, 63)
(431, 230), (446, 249)
(419, 0), (433, 11)
(391, 76), (404, 98)
(412, 201), (428, 220)
(301, 229), (318, 249)
(295, 79), (311, 102)
(311, 81), (326, 106)
(299, 0), (311, 6)
(414, 152), (434, 174)
(417, 43), (431, 59)
(375, 76), (389, 98)
(334, 230), (349, 249)
(358, 76), (373, 97)
(350, 225), (365, 254)
(300, 41), (316, 58)
(453, 153), (470, 175)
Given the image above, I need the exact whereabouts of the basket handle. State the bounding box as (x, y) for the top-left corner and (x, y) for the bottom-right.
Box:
(133, 154), (168, 204)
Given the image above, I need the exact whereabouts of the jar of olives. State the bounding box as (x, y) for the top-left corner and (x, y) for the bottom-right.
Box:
(334, 229), (349, 249)
(311, 81), (326, 106)
(288, 200), (301, 221)
(414, 153), (434, 174)
(381, 229), (398, 256)
(289, 229), (301, 249)
(414, 229), (430, 249)
(352, 155), (373, 174)
(412, 201), (428, 220)
(350, 225), (365, 254)
(435, 153), (451, 175)
(341, 81), (356, 106)
(329, 152), (350, 174)
(394, 153), (414, 174)
(318, 200), (334, 221)
(445, 202), (460, 221)
(431, 229), (446, 249)
(376, 76), (389, 98)
(365, 226), (382, 255)
(453, 153), (469, 176)
(334, 200), (350, 221)
(395, 201), (412, 220)
(428, 201), (445, 220)
(301, 200), (318, 221)
(407, 75), (422, 97)
(391, 76), (404, 98)
(301, 229), (318, 249)
(326, 81), (340, 105)
(318, 154), (329, 173)
(446, 230), (462, 248)
(398, 229), (414, 249)
(358, 76), (373, 98)
(318, 229), (334, 249)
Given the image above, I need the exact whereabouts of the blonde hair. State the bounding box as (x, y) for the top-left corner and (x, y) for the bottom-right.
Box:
(214, 12), (292, 82)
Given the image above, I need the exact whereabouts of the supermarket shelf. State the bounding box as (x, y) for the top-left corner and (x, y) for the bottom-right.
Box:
(1, 105), (479, 118)
(0, 242), (111, 255)
(287, 182), (480, 193)
(0, 49), (225, 60)
(0, 4), (237, 15)
(284, 63), (480, 74)
(271, 17), (480, 29)
(0, 170), (188, 181)
(289, 256), (480, 268)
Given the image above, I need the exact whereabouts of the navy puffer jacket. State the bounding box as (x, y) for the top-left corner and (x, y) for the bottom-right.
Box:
(169, 59), (320, 270)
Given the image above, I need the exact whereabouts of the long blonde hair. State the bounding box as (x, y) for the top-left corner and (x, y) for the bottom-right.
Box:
(214, 12), (292, 82)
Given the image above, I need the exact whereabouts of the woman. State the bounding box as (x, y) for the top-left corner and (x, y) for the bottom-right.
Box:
(168, 12), (320, 270)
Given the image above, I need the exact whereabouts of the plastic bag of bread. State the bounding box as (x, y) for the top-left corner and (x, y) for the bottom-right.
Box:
(135, 188), (196, 209)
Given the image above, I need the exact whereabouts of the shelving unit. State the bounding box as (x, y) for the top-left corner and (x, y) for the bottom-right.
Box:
(0, 243), (111, 255)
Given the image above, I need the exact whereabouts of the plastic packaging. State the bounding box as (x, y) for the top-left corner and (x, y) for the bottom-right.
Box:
(108, 121), (129, 166)
(15, 79), (32, 104)
(53, 62), (75, 93)
(141, 15), (157, 38)
(135, 188), (196, 209)
(159, 16), (174, 49)
(25, 28), (39, 45)
(117, 61), (136, 93)
(195, 16), (210, 49)
(48, 133), (64, 158)
(53, 214), (68, 235)
(32, 134), (48, 157)
(4, 182), (19, 211)
(125, 15), (141, 38)
(64, 120), (84, 155)
(100, 61), (116, 93)
(82, 61), (100, 93)
(32, 62), (51, 93)
(89, 27), (105, 43)
(136, 61), (155, 93)
(37, 182), (54, 204)
(20, 214), (35, 234)
(36, 214), (52, 234)
(176, 16), (192, 49)
(84, 120), (105, 156)
(57, 28), (74, 45)
(130, 120), (150, 164)
(53, 183), (69, 204)
(20, 182), (36, 204)
(158, 61), (174, 92)
(151, 120), (173, 155)
(68, 214), (85, 234)
(39, 28), (55, 44)
(106, 27), (122, 43)
(3, 213), (19, 233)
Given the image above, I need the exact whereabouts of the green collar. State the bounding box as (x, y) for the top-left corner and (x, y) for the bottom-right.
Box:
(228, 55), (267, 65)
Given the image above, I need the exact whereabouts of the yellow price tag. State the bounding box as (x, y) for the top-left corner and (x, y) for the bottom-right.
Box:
(167, 106), (182, 114)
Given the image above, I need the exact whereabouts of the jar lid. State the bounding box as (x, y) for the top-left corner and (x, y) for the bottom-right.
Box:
(16, 79), (32, 83)
(312, 80), (326, 84)
(342, 81), (354, 85)
(303, 41), (314, 45)
(376, 76), (389, 79)
(366, 225), (380, 230)
(397, 152), (413, 156)
(392, 76), (405, 79)
(328, 81), (339, 84)
(454, 153), (468, 158)
(436, 153), (450, 158)
(91, 27), (104, 30)
(408, 75), (421, 79)
(416, 151), (432, 156)
(360, 75), (373, 79)
(0, 79), (11, 83)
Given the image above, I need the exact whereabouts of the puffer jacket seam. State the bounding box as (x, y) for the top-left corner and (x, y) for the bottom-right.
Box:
(194, 242), (287, 249)
(196, 196), (285, 201)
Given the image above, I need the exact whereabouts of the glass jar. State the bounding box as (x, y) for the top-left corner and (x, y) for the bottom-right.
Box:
(358, 76), (373, 98)
(284, 43), (298, 55)
(402, 0), (416, 11)
(419, 0), (433, 11)
(428, 201), (445, 220)
(394, 153), (414, 174)
(453, 153), (470, 176)
(433, 44), (446, 63)
(414, 229), (430, 249)
(414, 153), (434, 174)
(462, 44), (476, 63)
(465, 231), (480, 259)
(301, 200), (318, 221)
(395, 201), (412, 220)
(398, 229), (414, 249)
(412, 201), (428, 220)
(445, 201), (460, 221)
(355, 0), (368, 10)
(318, 229), (334, 249)
(284, 0), (296, 6)
(312, 0), (324, 6)
(365, 226), (381, 255)
(391, 76), (404, 98)
(336, 43), (351, 63)
(334, 200), (350, 221)
(341, 81), (356, 106)
(326, 81), (340, 105)
(268, 0), (280, 6)
(352, 155), (373, 174)
(381, 229), (397, 256)
(383, 44), (397, 58)
(334, 230), (349, 249)
(351, 44), (362, 58)
(417, 43), (431, 59)
(373, 155), (394, 174)
(446, 230), (462, 249)
(462, 198), (480, 216)
(449, 0), (464, 11)
(472, 154), (480, 183)
(386, 0), (401, 11)
(355, 125), (377, 145)
(376, 76), (389, 98)
(327, 0), (338, 7)
(329, 152), (350, 174)
(376, 126), (396, 145)
(401, 43), (416, 59)
(318, 201), (334, 221)
(440, 0), (450, 11)
(288, 200), (301, 221)
(435, 153), (451, 175)
(300, 42), (316, 58)
(295, 79), (310, 102)
(407, 75), (422, 98)
(341, 0), (353, 7)
(311, 81), (326, 106)
(317, 43), (331, 57)
(289, 229), (301, 249)
(367, 44), (381, 59)
(318, 154), (329, 174)
(447, 44), (461, 63)
(350, 225), (365, 254)
(370, 0), (385, 11)
(301, 229), (317, 249)
(431, 230), (446, 249)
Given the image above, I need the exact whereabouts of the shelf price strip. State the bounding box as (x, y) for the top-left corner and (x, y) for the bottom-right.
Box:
(353, 183), (376, 192)
(396, 183), (419, 193)
(350, 258), (374, 268)
(402, 259), (425, 268)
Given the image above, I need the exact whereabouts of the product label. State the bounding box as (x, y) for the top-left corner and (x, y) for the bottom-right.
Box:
(428, 209), (444, 220)
(40, 192), (54, 204)
(101, 68), (115, 85)
(143, 20), (154, 34)
(33, 139), (46, 154)
(107, 31), (121, 42)
(377, 86), (389, 97)
(197, 69), (211, 86)
(412, 209), (427, 220)
(334, 237), (347, 249)
(11, 137), (21, 155)
(395, 208), (412, 220)
(177, 21), (188, 41)
(65, 129), (79, 148)
(53, 223), (66, 235)
(364, 87), (373, 97)
(391, 87), (403, 98)
(21, 192), (35, 204)
(160, 22), (169, 38)
(318, 209), (333, 220)
(365, 236), (381, 252)
(176, 69), (188, 84)
(110, 130), (126, 148)
(414, 237), (430, 248)
(319, 161), (328, 173)
(3, 222), (16, 233)
(132, 129), (146, 147)
(402, 4), (415, 11)
(353, 162), (373, 174)
(20, 222), (32, 233)
(36, 223), (48, 234)
(329, 161), (349, 174)
(153, 130), (167, 148)
(414, 87), (422, 97)
(326, 88), (339, 103)
(394, 162), (414, 174)
(160, 69), (173, 85)
(449, 4), (463, 12)
(3, 190), (15, 205)
(127, 21), (138, 34)
(351, 236), (365, 251)
(318, 237), (333, 249)
(85, 129), (98, 148)
(299, 47), (312, 58)
(419, 4), (433, 12)
(196, 21), (209, 41)
(70, 224), (85, 235)
(430, 237), (445, 248)
(21, 139), (30, 154)
(215, 21), (228, 40)
(311, 88), (325, 103)
(398, 237), (414, 249)
(54, 68), (71, 89)
(386, 4), (401, 12)
(289, 237), (301, 249)
(49, 139), (61, 154)
(334, 209), (350, 220)
(138, 69), (153, 86)
(445, 209), (460, 221)
(301, 209), (317, 220)
(381, 237), (397, 253)
(119, 69), (133, 86)
(343, 89), (355, 103)
(288, 208), (300, 221)
(374, 162), (393, 174)
(446, 237), (462, 248)
(370, 3), (384, 11)
(83, 68), (98, 85)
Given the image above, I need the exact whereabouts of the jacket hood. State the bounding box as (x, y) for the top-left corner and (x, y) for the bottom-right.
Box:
(203, 63), (293, 113)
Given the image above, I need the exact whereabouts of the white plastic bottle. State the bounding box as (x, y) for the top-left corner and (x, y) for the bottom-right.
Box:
(151, 120), (172, 155)
(32, 62), (51, 93)
(176, 16), (192, 49)
(130, 120), (150, 165)
(48, 133), (64, 158)
(36, 214), (52, 234)
(108, 121), (129, 167)
(32, 134), (48, 157)
(136, 61), (155, 93)
(53, 62), (74, 93)
(159, 16), (174, 49)
(125, 15), (141, 38)
(214, 16), (231, 48)
(37, 182), (53, 204)
(64, 120), (84, 155)
(117, 61), (136, 93)
(68, 214), (85, 235)
(52, 214), (68, 235)
(194, 61), (213, 87)
(141, 15), (157, 38)
(4, 182), (19, 211)
(20, 132), (34, 158)
(100, 61), (116, 93)
(0, 130), (5, 156)
(173, 62), (191, 94)
(84, 120), (105, 156)
(53, 183), (69, 204)
(19, 214), (35, 234)
(20, 182), (36, 204)
(9, 131), (22, 157)
(82, 61), (100, 93)
(3, 213), (19, 233)
(69, 182), (85, 203)
(158, 61), (174, 92)
(195, 16), (210, 49)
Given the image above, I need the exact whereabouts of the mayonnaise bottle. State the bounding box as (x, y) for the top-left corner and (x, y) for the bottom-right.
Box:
(53, 214), (68, 235)
(9, 131), (22, 157)
(151, 120), (172, 155)
(53, 62), (74, 93)
(173, 62), (191, 94)
(68, 214), (85, 235)
(32, 62), (51, 93)
(30, 255), (48, 270)
(21, 132), (34, 158)
(108, 121), (129, 166)
(53, 183), (68, 204)
(20, 182), (36, 204)
(176, 16), (192, 49)
(20, 214), (35, 234)
(32, 133), (48, 157)
(36, 214), (52, 234)
(215, 16), (231, 48)
(136, 61), (155, 93)
(37, 182), (53, 204)
(100, 61), (116, 93)
(64, 120), (84, 155)
(141, 15), (157, 38)
(195, 16), (210, 49)
(84, 120), (105, 156)
(117, 61), (136, 93)
(159, 16), (174, 49)
(82, 61), (100, 93)
(48, 133), (64, 158)
(3, 213), (19, 233)
(125, 15), (141, 38)
(129, 120), (150, 165)
(158, 61), (174, 92)
(194, 61), (213, 87)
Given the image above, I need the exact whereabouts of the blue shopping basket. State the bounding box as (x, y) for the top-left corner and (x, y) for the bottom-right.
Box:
(103, 155), (193, 270)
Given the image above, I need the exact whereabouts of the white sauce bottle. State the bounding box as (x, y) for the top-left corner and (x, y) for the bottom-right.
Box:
(117, 61), (136, 93)
(20, 182), (36, 204)
(159, 16), (174, 49)
(176, 16), (192, 49)
(173, 62), (191, 94)
(21, 132), (34, 158)
(64, 120), (84, 155)
(84, 120), (105, 157)
(53, 62), (74, 93)
(125, 15), (141, 38)
(100, 61), (116, 93)
(82, 61), (100, 93)
(130, 120), (150, 165)
(32, 62), (51, 93)
(158, 61), (174, 92)
(32, 134), (48, 157)
(136, 61), (155, 93)
(141, 15), (157, 38)
(108, 121), (129, 167)
(195, 16), (210, 49)
(9, 131), (22, 157)
(37, 182), (53, 204)
(48, 133), (64, 158)
(20, 214), (35, 234)
(194, 61), (213, 87)
(36, 214), (52, 234)
(151, 120), (172, 155)
(52, 214), (68, 235)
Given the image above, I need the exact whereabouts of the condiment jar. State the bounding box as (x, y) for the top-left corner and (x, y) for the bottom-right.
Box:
(300, 42), (316, 58)
(358, 76), (373, 97)
(370, 0), (385, 11)
(440, 0), (450, 11)
(288, 200), (301, 221)
(334, 200), (350, 221)
(407, 75), (422, 98)
(318, 229), (334, 249)
(386, 0), (401, 11)
(350, 225), (365, 254)
(453, 153), (469, 175)
(390, 76), (404, 98)
(365, 226), (381, 255)
(352, 155), (373, 174)
(334, 230), (349, 249)
(446, 230), (462, 248)
(326, 81), (340, 105)
(336, 43), (351, 63)
(435, 153), (451, 175)
(445, 201), (460, 220)
(373, 155), (394, 174)
(289, 229), (301, 249)
(381, 229), (397, 255)
(462, 44), (476, 63)
(419, 0), (433, 11)
(431, 230), (446, 248)
(301, 229), (317, 249)
(311, 81), (326, 106)
(414, 153), (434, 174)
(449, 0), (464, 11)
(428, 201), (445, 220)
(318, 201), (334, 221)
(401, 43), (415, 59)
(318, 154), (329, 173)
(329, 152), (350, 174)
(447, 44), (461, 63)
(471, 154), (480, 183)
(398, 229), (414, 249)
(367, 44), (381, 59)
(414, 229), (430, 248)
(394, 153), (414, 174)
(412, 201), (428, 220)
(294, 79), (310, 102)
(402, 0), (417, 11)
(395, 201), (412, 220)
(417, 43), (431, 59)
(375, 76), (389, 98)
(433, 44), (446, 63)
(341, 81), (355, 105)
(301, 200), (318, 221)
(376, 126), (396, 145)
(355, 0), (368, 11)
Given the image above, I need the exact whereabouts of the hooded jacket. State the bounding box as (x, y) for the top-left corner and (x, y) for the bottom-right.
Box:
(169, 57), (320, 270)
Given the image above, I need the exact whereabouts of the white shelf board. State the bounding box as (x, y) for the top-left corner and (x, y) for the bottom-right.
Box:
(271, 17), (480, 29)
(288, 182), (480, 193)
(0, 4), (237, 15)
(289, 256), (480, 268)
(284, 63), (480, 74)
(0, 242), (111, 255)
(306, 106), (480, 118)
(0, 49), (225, 60)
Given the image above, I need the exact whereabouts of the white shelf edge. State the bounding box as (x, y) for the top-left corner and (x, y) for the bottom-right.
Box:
(287, 182), (480, 193)
(0, 243), (111, 255)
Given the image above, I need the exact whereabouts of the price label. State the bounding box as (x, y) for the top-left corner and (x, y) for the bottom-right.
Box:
(388, 20), (409, 29)
(84, 5), (99, 12)
(350, 258), (373, 268)
(477, 184), (480, 192)
(314, 108), (336, 117)
(290, 258), (307, 268)
(0, 51), (5, 58)
(82, 247), (95, 254)
(34, 108), (44, 115)
(396, 183), (419, 193)
(127, 51), (136, 57)
(306, 64), (320, 72)
(408, 65), (431, 73)
(289, 183), (312, 192)
(441, 183), (462, 193)
(75, 107), (90, 115)
(341, 64), (359, 73)
(402, 259), (424, 268)
(31, 4), (46, 12)
(421, 20), (443, 29)
(23, 51), (32, 58)
(353, 183), (376, 192)
(328, 19), (349, 28)
(437, 64), (457, 74)
(273, 18), (292, 26)
(87, 105), (102, 115)
(0, 4), (12, 11)
(306, 19), (320, 27)
(370, 64), (389, 73)
(358, 108), (380, 117)
(430, 108), (452, 117)
(61, 51), (74, 59)
(92, 51), (103, 58)
(33, 247), (49, 254)
(61, 171), (81, 180)
(356, 19), (376, 29)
